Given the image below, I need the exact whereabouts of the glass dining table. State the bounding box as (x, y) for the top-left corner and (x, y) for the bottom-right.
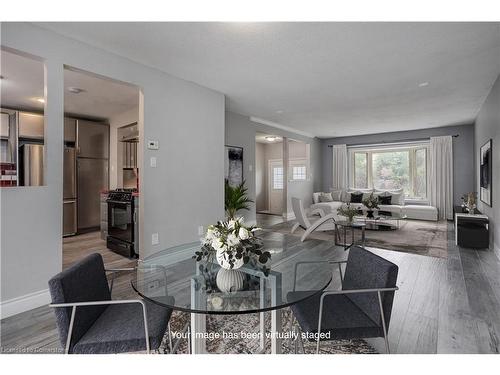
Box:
(131, 232), (339, 354)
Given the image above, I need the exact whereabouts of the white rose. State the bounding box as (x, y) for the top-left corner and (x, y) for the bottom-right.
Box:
(226, 233), (240, 247)
(212, 238), (226, 251)
(228, 219), (236, 230)
(238, 227), (249, 240)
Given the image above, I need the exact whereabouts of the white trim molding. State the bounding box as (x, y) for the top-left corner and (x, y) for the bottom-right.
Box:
(284, 212), (296, 221)
(250, 116), (315, 139)
(1, 289), (51, 319)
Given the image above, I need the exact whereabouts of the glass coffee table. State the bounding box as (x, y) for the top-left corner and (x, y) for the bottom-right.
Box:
(355, 211), (407, 230)
(334, 211), (407, 250)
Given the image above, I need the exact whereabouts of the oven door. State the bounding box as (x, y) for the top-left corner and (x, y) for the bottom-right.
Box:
(107, 201), (133, 243)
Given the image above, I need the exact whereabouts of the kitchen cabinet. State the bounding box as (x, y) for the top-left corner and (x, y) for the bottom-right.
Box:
(1, 112), (10, 138)
(64, 117), (77, 143)
(18, 112), (44, 139)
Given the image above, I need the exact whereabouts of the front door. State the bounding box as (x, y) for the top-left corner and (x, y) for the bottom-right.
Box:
(268, 160), (284, 215)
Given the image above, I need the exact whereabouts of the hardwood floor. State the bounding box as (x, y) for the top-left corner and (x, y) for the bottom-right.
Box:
(1, 221), (499, 354)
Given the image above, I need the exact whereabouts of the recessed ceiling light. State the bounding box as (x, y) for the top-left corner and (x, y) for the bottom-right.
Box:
(265, 136), (277, 142)
(276, 110), (283, 114)
(418, 82), (430, 87)
(67, 87), (85, 94)
(34, 97), (45, 104)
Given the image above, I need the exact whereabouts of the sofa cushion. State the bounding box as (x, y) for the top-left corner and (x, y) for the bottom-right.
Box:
(403, 205), (438, 221)
(319, 192), (333, 202)
(312, 192), (321, 204)
(310, 201), (343, 216)
(350, 192), (363, 203)
(329, 189), (343, 201)
(379, 195), (392, 205)
(374, 189), (404, 205)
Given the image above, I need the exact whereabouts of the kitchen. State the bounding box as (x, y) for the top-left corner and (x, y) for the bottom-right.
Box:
(1, 48), (142, 267)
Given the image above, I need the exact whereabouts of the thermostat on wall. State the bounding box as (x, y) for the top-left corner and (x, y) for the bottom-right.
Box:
(147, 140), (159, 150)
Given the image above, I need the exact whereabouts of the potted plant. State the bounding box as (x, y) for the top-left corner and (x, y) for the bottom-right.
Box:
(337, 203), (359, 223)
(193, 217), (271, 292)
(362, 193), (379, 218)
(462, 192), (477, 213)
(225, 180), (253, 219)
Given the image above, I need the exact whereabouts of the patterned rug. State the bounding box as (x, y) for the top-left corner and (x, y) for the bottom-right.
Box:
(270, 219), (448, 258)
(160, 308), (377, 354)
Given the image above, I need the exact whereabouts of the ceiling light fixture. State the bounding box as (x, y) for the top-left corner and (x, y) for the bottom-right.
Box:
(265, 136), (277, 142)
(418, 82), (430, 87)
(276, 110), (283, 114)
(68, 87), (85, 94)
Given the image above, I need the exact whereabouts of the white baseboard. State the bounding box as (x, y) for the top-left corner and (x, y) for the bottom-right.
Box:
(284, 212), (296, 221)
(1, 289), (51, 319)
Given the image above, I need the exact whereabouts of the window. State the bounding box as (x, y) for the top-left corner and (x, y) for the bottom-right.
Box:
(350, 144), (428, 200)
(273, 167), (284, 189)
(292, 165), (306, 180)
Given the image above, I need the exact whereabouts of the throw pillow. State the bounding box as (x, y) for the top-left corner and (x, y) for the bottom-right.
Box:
(319, 192), (333, 202)
(379, 195), (392, 205)
(329, 190), (342, 201)
(350, 192), (363, 203)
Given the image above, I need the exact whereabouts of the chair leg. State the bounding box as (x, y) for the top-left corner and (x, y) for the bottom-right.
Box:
(377, 291), (391, 354)
(168, 322), (173, 354)
(383, 331), (390, 354)
(291, 222), (300, 234)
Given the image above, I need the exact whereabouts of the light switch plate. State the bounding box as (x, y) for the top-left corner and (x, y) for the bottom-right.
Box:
(150, 157), (157, 168)
(151, 233), (159, 245)
(198, 225), (204, 236)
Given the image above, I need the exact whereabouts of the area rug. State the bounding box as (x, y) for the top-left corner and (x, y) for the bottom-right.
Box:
(160, 308), (377, 354)
(269, 219), (448, 258)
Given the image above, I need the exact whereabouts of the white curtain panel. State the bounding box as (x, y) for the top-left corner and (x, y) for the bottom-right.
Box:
(332, 144), (348, 190)
(430, 136), (454, 220)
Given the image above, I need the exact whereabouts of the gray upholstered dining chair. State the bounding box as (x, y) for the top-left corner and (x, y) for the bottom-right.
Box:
(287, 246), (399, 353)
(48, 253), (173, 354)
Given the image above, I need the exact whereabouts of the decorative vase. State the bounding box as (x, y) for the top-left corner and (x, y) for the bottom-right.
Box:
(216, 249), (244, 270)
(216, 268), (245, 293)
(366, 210), (374, 218)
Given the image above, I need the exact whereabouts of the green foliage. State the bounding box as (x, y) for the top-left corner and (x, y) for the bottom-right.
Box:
(225, 180), (254, 219)
(362, 193), (379, 210)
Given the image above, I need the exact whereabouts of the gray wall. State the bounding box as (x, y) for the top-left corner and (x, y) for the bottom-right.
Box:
(475, 75), (500, 253)
(1, 23), (224, 312)
(225, 111), (322, 221)
(320, 124), (475, 206)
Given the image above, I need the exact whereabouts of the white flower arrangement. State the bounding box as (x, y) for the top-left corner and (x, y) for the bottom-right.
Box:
(194, 217), (271, 275)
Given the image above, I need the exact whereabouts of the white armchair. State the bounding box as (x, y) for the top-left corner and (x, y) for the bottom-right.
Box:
(290, 197), (338, 242)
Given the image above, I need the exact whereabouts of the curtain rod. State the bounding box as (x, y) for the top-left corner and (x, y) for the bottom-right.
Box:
(327, 134), (459, 147)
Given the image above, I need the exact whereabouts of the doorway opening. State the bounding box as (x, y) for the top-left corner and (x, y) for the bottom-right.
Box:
(62, 66), (141, 281)
(255, 132), (284, 217)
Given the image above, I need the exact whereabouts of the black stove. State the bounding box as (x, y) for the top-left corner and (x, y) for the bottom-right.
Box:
(106, 188), (139, 258)
(107, 188), (137, 202)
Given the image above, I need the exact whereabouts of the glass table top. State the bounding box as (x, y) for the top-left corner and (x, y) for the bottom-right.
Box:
(131, 232), (337, 315)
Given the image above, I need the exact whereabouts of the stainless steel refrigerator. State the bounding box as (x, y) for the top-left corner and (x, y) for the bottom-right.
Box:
(77, 120), (109, 231)
(63, 146), (77, 236)
(19, 144), (44, 186)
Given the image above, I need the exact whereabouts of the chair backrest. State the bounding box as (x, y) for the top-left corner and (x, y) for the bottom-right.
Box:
(48, 253), (111, 350)
(291, 197), (310, 228)
(342, 246), (398, 328)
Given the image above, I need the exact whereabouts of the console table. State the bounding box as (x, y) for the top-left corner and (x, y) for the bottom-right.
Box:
(454, 206), (489, 249)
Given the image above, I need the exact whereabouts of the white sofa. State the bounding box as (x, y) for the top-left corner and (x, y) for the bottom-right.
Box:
(311, 190), (438, 221)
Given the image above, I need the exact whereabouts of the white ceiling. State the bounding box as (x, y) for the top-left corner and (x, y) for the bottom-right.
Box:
(24, 23), (500, 136)
(0, 48), (139, 119)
